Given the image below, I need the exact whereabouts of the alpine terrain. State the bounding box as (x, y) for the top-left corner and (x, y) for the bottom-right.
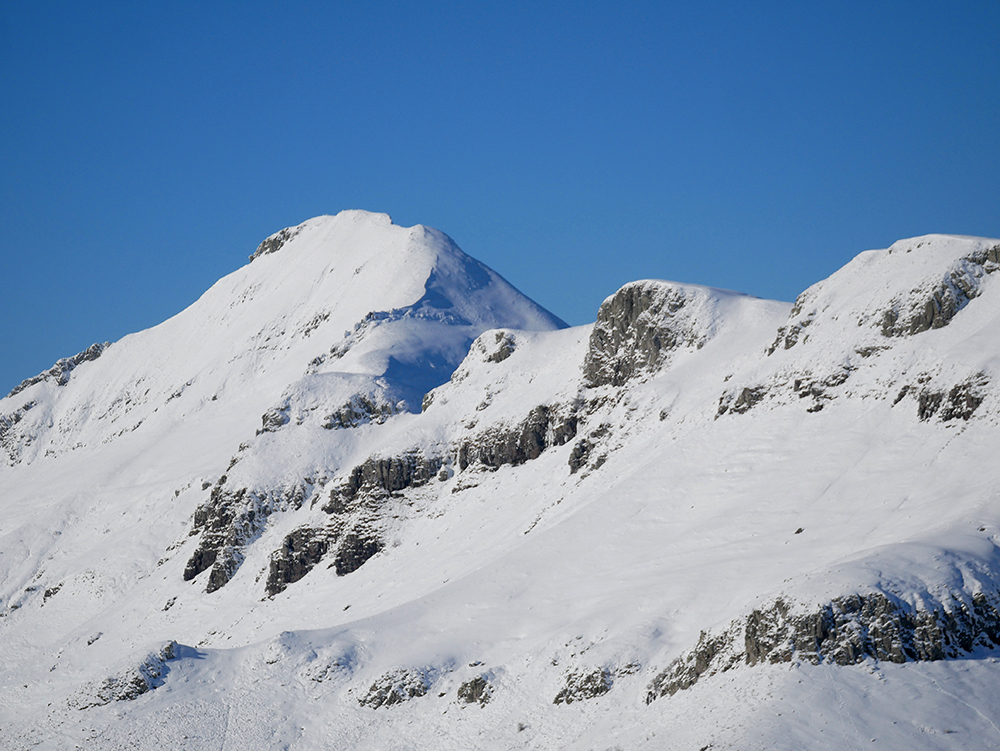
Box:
(2, 210), (1000, 750)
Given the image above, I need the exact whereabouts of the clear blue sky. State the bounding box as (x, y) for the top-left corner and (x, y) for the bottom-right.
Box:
(2, 1), (998, 394)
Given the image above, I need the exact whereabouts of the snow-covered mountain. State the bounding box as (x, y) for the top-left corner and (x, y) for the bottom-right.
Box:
(2, 214), (1000, 750)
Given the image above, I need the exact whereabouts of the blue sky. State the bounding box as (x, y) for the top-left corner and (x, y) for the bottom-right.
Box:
(2, 1), (998, 394)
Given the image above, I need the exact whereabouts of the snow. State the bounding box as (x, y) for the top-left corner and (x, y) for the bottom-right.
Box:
(1, 218), (1000, 748)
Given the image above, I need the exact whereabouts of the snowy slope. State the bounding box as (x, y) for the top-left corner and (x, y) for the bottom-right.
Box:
(2, 224), (1000, 750)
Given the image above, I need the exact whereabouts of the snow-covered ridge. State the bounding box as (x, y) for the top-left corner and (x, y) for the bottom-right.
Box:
(718, 233), (1000, 418)
(5, 341), (110, 400)
(0, 210), (564, 467)
(770, 234), (1000, 351)
(4, 226), (1000, 749)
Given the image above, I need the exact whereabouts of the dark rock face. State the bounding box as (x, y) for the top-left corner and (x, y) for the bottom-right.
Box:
(333, 533), (382, 576)
(7, 342), (110, 399)
(184, 479), (310, 593)
(248, 224), (303, 262)
(790, 370), (852, 413)
(718, 367), (858, 418)
(895, 373), (989, 422)
(584, 282), (706, 388)
(567, 440), (591, 474)
(456, 405), (576, 471)
(266, 527), (336, 596)
(359, 668), (430, 708)
(645, 631), (734, 701)
(553, 668), (612, 705)
(938, 378), (988, 420)
(324, 451), (443, 513)
(42, 584), (62, 602)
(457, 675), (492, 706)
(770, 244), (1000, 353)
(878, 245), (999, 337)
(568, 424), (610, 474)
(265, 519), (386, 595)
(646, 589), (1000, 703)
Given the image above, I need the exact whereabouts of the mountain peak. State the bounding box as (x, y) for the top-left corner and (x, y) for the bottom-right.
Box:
(0, 215), (564, 467)
(7, 226), (1000, 749)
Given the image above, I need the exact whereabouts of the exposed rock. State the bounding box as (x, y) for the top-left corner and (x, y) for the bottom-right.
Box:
(70, 641), (178, 709)
(266, 526), (337, 595)
(0, 400), (37, 465)
(457, 675), (493, 706)
(767, 294), (815, 354)
(895, 373), (989, 422)
(184, 478), (311, 593)
(789, 369), (852, 412)
(42, 584), (61, 602)
(248, 224), (303, 262)
(456, 405), (576, 472)
(645, 630), (736, 701)
(584, 282), (709, 388)
(567, 440), (591, 474)
(938, 377), (988, 421)
(646, 589), (1000, 703)
(486, 331), (516, 363)
(333, 533), (382, 576)
(553, 667), (612, 704)
(7, 342), (110, 398)
(568, 424), (610, 474)
(258, 405), (290, 434)
(716, 386), (764, 417)
(770, 244), (1000, 355)
(918, 391), (945, 421)
(879, 246), (1000, 337)
(359, 668), (431, 708)
(321, 393), (400, 430)
(324, 451), (443, 513)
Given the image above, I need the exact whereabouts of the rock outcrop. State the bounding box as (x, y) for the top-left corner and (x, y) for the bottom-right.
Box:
(770, 241), (1000, 354)
(457, 675), (493, 706)
(878, 244), (1000, 337)
(553, 667), (612, 704)
(646, 589), (1000, 703)
(359, 668), (432, 708)
(456, 405), (576, 471)
(894, 373), (990, 422)
(583, 282), (711, 388)
(324, 451), (444, 512)
(248, 223), (304, 262)
(265, 526), (336, 595)
(7, 342), (110, 398)
(0, 399), (36, 465)
(184, 478), (313, 593)
(70, 641), (178, 709)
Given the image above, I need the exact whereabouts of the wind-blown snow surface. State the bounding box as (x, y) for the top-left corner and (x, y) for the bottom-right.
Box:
(2, 221), (1000, 749)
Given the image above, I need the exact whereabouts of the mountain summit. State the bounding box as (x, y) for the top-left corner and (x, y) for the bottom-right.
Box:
(1, 210), (564, 467)
(2, 223), (1000, 749)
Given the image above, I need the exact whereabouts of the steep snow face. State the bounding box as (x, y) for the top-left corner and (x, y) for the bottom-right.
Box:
(0, 210), (564, 468)
(4, 229), (1000, 751)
